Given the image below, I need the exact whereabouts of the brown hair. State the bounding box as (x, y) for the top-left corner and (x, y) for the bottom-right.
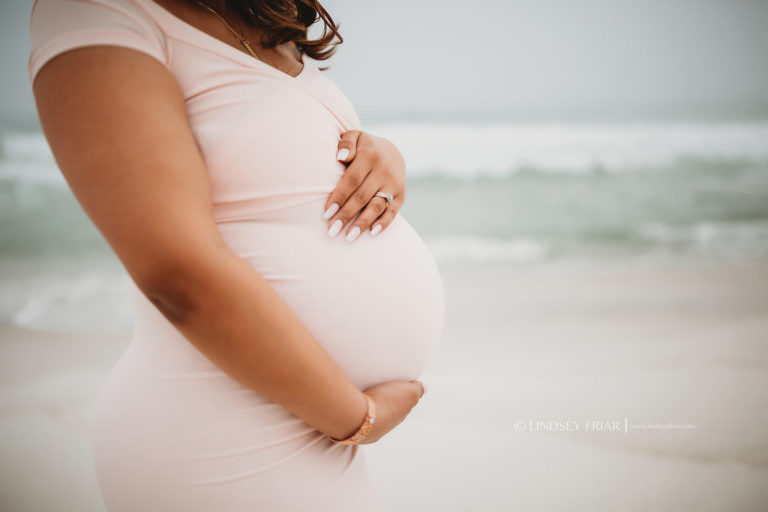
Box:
(195, 0), (342, 61)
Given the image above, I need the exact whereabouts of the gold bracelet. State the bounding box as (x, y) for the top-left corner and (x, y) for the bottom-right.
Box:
(327, 394), (376, 445)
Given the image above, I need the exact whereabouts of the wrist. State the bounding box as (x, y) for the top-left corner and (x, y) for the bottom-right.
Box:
(327, 392), (375, 444)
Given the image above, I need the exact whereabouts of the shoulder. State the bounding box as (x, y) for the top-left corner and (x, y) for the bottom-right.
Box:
(29, 0), (169, 86)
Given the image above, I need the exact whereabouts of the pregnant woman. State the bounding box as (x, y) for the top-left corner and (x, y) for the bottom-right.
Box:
(28, 0), (445, 510)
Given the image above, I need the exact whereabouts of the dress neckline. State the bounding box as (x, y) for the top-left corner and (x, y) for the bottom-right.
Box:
(138, 0), (311, 80)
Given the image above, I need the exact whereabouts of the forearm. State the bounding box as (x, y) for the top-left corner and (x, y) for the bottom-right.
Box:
(138, 246), (367, 440)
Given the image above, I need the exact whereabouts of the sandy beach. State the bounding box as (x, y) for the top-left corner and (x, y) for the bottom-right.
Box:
(1, 259), (767, 511)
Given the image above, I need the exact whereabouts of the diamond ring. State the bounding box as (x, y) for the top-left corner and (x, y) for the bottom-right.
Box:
(375, 191), (393, 206)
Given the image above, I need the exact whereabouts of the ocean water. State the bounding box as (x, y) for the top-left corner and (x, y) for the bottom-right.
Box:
(1, 121), (767, 331)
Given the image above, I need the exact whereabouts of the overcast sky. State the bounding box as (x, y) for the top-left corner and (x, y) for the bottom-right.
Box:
(3, 0), (768, 130)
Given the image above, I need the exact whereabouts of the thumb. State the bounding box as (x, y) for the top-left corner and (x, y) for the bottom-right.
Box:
(410, 380), (427, 398)
(337, 130), (361, 162)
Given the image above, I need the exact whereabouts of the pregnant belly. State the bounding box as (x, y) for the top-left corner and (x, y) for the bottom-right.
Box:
(97, 200), (445, 487)
(215, 203), (446, 389)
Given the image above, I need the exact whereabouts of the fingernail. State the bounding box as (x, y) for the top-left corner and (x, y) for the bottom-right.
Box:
(346, 226), (361, 242)
(322, 203), (339, 220)
(336, 148), (350, 161)
(328, 219), (343, 237)
(370, 224), (382, 236)
(422, 382), (429, 395)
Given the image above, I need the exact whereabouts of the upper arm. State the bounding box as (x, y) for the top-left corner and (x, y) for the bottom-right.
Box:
(31, 42), (228, 294)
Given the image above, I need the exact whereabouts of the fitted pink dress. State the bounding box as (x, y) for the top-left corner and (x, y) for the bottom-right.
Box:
(28, 0), (445, 510)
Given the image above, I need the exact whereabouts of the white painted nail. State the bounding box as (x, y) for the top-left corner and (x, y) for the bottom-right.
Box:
(322, 203), (339, 220)
(336, 148), (350, 161)
(370, 224), (382, 236)
(346, 226), (361, 242)
(328, 219), (343, 237)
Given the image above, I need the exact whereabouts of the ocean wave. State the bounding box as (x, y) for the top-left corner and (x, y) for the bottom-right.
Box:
(634, 219), (768, 260)
(636, 219), (768, 243)
(0, 160), (65, 186)
(1, 269), (133, 332)
(424, 236), (549, 263)
(0, 130), (63, 185)
(3, 219), (767, 332)
(3, 122), (768, 186)
(0, 130), (56, 163)
(367, 121), (768, 179)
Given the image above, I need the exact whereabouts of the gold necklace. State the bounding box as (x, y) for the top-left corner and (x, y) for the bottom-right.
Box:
(195, 0), (261, 60)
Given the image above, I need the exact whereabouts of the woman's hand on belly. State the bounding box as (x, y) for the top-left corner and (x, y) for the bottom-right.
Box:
(322, 131), (406, 242)
(357, 380), (427, 444)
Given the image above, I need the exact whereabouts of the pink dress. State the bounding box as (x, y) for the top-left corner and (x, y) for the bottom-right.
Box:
(28, 0), (445, 510)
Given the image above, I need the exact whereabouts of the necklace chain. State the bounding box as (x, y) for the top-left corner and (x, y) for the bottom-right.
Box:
(195, 0), (261, 60)
(194, 1), (304, 76)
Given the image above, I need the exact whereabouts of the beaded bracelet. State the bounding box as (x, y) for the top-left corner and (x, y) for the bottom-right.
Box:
(327, 394), (376, 445)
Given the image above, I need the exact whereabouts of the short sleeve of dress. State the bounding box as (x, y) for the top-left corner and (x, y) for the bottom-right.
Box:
(28, 0), (168, 85)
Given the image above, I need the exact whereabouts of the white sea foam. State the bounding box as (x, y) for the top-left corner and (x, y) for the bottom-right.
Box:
(0, 237), (550, 332)
(3, 222), (767, 332)
(367, 121), (768, 178)
(635, 219), (768, 260)
(0, 130), (56, 163)
(0, 130), (64, 186)
(3, 122), (768, 185)
(0, 159), (64, 185)
(2, 270), (133, 332)
(425, 236), (549, 263)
